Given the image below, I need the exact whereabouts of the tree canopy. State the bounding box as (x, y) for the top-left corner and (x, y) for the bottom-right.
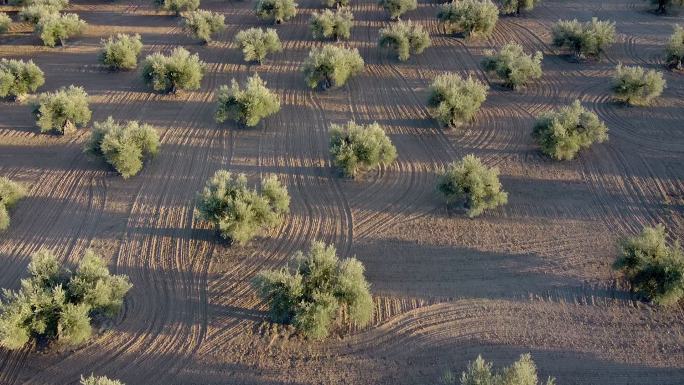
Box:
(35, 12), (86, 47)
(329, 121), (397, 178)
(379, 19), (431, 61)
(452, 354), (556, 385)
(254, 0), (298, 24)
(499, 0), (541, 15)
(182, 9), (225, 43)
(437, 0), (499, 39)
(481, 42), (543, 88)
(377, 0), (417, 20)
(302, 45), (364, 89)
(156, 0), (200, 15)
(234, 27), (282, 64)
(0, 177), (26, 231)
(0, 58), (45, 99)
(100, 33), (143, 70)
(666, 24), (684, 69)
(310, 8), (353, 41)
(551, 17), (615, 59)
(612, 64), (666, 106)
(33, 85), (91, 134)
(427, 73), (488, 128)
(0, 12), (10, 33)
(215, 74), (281, 127)
(141, 47), (206, 93)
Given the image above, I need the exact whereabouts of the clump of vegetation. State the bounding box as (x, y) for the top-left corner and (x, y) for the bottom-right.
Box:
(35, 12), (86, 47)
(532, 100), (608, 160)
(0, 177), (26, 231)
(234, 27), (282, 64)
(427, 73), (488, 128)
(100, 33), (143, 71)
(378, 20), (430, 61)
(377, 0), (417, 20)
(666, 24), (684, 69)
(254, 0), (298, 24)
(614, 224), (684, 306)
(156, 0), (200, 15)
(329, 121), (397, 178)
(499, 0), (540, 15)
(302, 45), (364, 89)
(437, 154), (508, 218)
(0, 59), (45, 99)
(551, 17), (615, 60)
(18, 0), (66, 24)
(141, 47), (206, 93)
(85, 117), (160, 178)
(182, 9), (225, 43)
(481, 42), (543, 88)
(309, 8), (353, 41)
(437, 0), (499, 39)
(611, 64), (666, 106)
(215, 74), (281, 127)
(449, 353), (556, 385)
(80, 375), (125, 385)
(322, 0), (348, 7)
(649, 0), (684, 14)
(196, 170), (290, 245)
(0, 249), (132, 350)
(252, 241), (373, 339)
(33, 85), (91, 134)
(0, 12), (10, 33)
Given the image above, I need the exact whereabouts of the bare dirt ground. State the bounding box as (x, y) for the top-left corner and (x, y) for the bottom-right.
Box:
(0, 0), (683, 384)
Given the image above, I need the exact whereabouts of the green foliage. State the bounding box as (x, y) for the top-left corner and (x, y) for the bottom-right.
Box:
(614, 224), (684, 306)
(182, 9), (225, 43)
(649, 0), (684, 13)
(0, 249), (132, 350)
(252, 241), (373, 339)
(611, 64), (666, 106)
(85, 117), (160, 178)
(0, 177), (26, 231)
(80, 375), (125, 385)
(427, 73), (488, 128)
(438, 0), (499, 38)
(100, 33), (143, 71)
(33, 85), (91, 134)
(377, 0), (417, 20)
(215, 74), (281, 127)
(0, 12), (9, 33)
(157, 0), (200, 15)
(302, 44), (364, 89)
(141, 47), (206, 93)
(19, 0), (66, 24)
(0, 58), (45, 99)
(437, 154), (508, 217)
(322, 0), (348, 7)
(481, 42), (543, 88)
(234, 27), (282, 64)
(196, 170), (290, 245)
(329, 121), (397, 178)
(310, 8), (353, 41)
(499, 0), (540, 15)
(666, 24), (684, 69)
(532, 100), (608, 160)
(551, 18), (615, 59)
(379, 20), (430, 61)
(254, 0), (298, 24)
(35, 12), (86, 47)
(453, 354), (555, 385)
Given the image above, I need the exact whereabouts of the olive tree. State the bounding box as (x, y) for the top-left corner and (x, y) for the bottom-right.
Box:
(0, 13), (10, 33)
(0, 249), (132, 350)
(0, 59), (45, 99)
(427, 73), (488, 128)
(612, 64), (666, 106)
(254, 0), (297, 24)
(234, 27), (282, 64)
(156, 0), (199, 15)
(310, 8), (353, 41)
(302, 45), (364, 89)
(551, 18), (615, 59)
(499, 0), (540, 15)
(452, 354), (556, 385)
(377, 0), (417, 20)
(532, 100), (608, 160)
(252, 241), (373, 339)
(329, 121), (397, 178)
(80, 375), (125, 385)
(438, 0), (499, 39)
(0, 177), (26, 231)
(35, 12), (86, 47)
(19, 0), (66, 23)
(614, 224), (684, 306)
(379, 20), (430, 61)
(215, 74), (281, 127)
(481, 42), (543, 88)
(649, 0), (684, 14)
(33, 85), (91, 134)
(182, 9), (225, 43)
(141, 47), (206, 93)
(196, 170), (290, 245)
(85, 117), (160, 178)
(666, 24), (683, 70)
(437, 154), (508, 217)
(100, 33), (143, 70)
(322, 0), (348, 7)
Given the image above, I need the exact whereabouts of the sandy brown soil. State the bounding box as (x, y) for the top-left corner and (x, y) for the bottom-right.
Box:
(0, 0), (683, 384)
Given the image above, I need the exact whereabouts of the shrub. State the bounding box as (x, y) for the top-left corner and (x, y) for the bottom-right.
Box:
(310, 8), (353, 41)
(499, 0), (540, 15)
(665, 24), (683, 69)
(302, 45), (364, 89)
(234, 27), (282, 64)
(33, 85), (91, 134)
(182, 9), (225, 43)
(252, 241), (373, 339)
(0, 177), (26, 231)
(427, 73), (488, 128)
(614, 224), (684, 306)
(438, 0), (499, 39)
(100, 33), (143, 70)
(35, 12), (86, 47)
(85, 117), (160, 178)
(322, 0), (348, 7)
(377, 0), (417, 20)
(329, 121), (397, 178)
(437, 154), (508, 217)
(481, 42), (543, 88)
(451, 354), (555, 385)
(0, 249), (132, 350)
(0, 59), (45, 99)
(611, 64), (666, 106)
(532, 100), (608, 160)
(156, 0), (200, 15)
(551, 18), (615, 59)
(215, 74), (281, 127)
(141, 47), (205, 93)
(196, 170), (290, 245)
(254, 0), (297, 24)
(0, 13), (9, 33)
(19, 0), (66, 24)
(81, 375), (125, 385)
(378, 20), (430, 61)
(649, 0), (684, 14)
